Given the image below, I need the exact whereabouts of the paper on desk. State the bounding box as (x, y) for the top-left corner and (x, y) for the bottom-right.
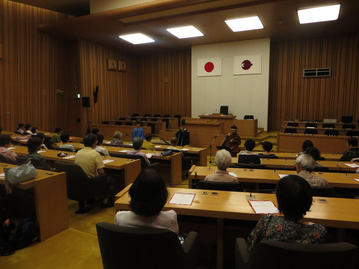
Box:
(345, 163), (359, 168)
(104, 141), (111, 145)
(169, 193), (195, 205)
(119, 150), (129, 153)
(63, 155), (75, 159)
(103, 159), (114, 164)
(278, 174), (288, 179)
(249, 200), (279, 214)
(354, 179), (359, 183)
(8, 147), (16, 150)
(0, 173), (5, 178)
(146, 153), (153, 159)
(180, 148), (189, 151)
(37, 150), (46, 153)
(229, 172), (238, 178)
(155, 145), (161, 148)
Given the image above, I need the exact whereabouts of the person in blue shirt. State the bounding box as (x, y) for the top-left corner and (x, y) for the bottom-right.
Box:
(132, 122), (145, 140)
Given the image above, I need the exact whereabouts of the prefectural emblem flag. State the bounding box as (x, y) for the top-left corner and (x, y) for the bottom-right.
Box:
(233, 55), (262, 75)
(197, 57), (222, 77)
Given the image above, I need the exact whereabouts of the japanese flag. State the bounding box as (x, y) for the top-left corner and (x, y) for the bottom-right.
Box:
(233, 55), (262, 75)
(197, 57), (222, 77)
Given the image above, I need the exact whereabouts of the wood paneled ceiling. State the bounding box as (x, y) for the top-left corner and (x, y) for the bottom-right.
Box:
(40, 0), (359, 52)
(10, 0), (89, 15)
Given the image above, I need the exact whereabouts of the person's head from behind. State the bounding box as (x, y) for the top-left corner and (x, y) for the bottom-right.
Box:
(244, 139), (255, 151)
(295, 153), (316, 173)
(92, 128), (99, 135)
(133, 137), (143, 150)
(60, 133), (70, 143)
(262, 141), (273, 153)
(54, 127), (63, 135)
(348, 137), (358, 148)
(170, 137), (178, 146)
(145, 133), (152, 142)
(27, 137), (43, 154)
(215, 149), (232, 171)
(136, 122), (140, 128)
(31, 127), (38, 134)
(129, 169), (168, 217)
(96, 134), (104, 145)
(276, 175), (312, 222)
(83, 133), (98, 148)
(18, 123), (25, 130)
(35, 133), (45, 143)
(304, 146), (321, 161)
(230, 125), (237, 135)
(113, 131), (122, 140)
(302, 140), (313, 152)
(25, 124), (31, 131)
(0, 135), (12, 148)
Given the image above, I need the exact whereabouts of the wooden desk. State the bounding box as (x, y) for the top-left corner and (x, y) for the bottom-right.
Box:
(115, 186), (359, 269)
(233, 119), (258, 137)
(199, 114), (236, 132)
(252, 151), (343, 161)
(108, 119), (166, 134)
(11, 146), (141, 186)
(278, 133), (348, 154)
(189, 166), (359, 189)
(91, 124), (151, 140)
(0, 163), (68, 241)
(119, 116), (178, 129)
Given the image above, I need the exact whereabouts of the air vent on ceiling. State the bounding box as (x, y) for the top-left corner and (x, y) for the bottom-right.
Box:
(303, 68), (331, 78)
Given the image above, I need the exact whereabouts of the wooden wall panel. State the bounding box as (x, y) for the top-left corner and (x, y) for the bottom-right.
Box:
(0, 0), (70, 132)
(269, 34), (359, 130)
(78, 40), (138, 134)
(137, 50), (191, 117)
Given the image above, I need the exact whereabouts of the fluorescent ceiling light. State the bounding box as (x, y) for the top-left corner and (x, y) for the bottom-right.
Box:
(225, 16), (264, 32)
(298, 4), (340, 24)
(166, 25), (204, 39)
(118, 33), (154, 44)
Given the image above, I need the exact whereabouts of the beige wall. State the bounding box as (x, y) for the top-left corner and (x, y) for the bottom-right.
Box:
(191, 38), (270, 130)
(90, 0), (157, 13)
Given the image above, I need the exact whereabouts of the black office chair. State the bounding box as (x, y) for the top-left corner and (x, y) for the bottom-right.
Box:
(347, 130), (359, 136)
(220, 106), (228, 115)
(343, 124), (356, 129)
(141, 117), (147, 122)
(304, 129), (318, 135)
(126, 122), (132, 126)
(342, 116), (353, 123)
(244, 115), (254, 120)
(144, 114), (151, 117)
(311, 187), (335, 197)
(154, 114), (161, 118)
(238, 155), (261, 165)
(324, 129), (339, 136)
(163, 114), (170, 118)
(323, 123), (335, 129)
(119, 117), (126, 120)
(287, 122), (299, 127)
(54, 162), (110, 213)
(102, 121), (110, 125)
(194, 180), (242, 192)
(235, 239), (358, 269)
(96, 223), (198, 269)
(305, 122), (317, 128)
(284, 128), (297, 134)
(115, 121), (122, 126)
(131, 113), (139, 117)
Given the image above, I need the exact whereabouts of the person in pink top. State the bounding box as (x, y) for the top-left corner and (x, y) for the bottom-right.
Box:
(0, 135), (17, 163)
(205, 149), (238, 183)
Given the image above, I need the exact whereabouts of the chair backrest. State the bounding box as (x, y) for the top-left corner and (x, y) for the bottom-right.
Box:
(346, 130), (359, 136)
(102, 121), (110, 125)
(323, 123), (335, 129)
(248, 240), (358, 269)
(131, 113), (139, 117)
(144, 114), (151, 117)
(343, 124), (356, 129)
(287, 122), (299, 127)
(220, 106), (228, 115)
(195, 180), (242, 191)
(96, 223), (185, 269)
(109, 153), (149, 170)
(342, 116), (353, 123)
(119, 117), (126, 120)
(284, 128), (297, 133)
(115, 121), (122, 125)
(304, 129), (318, 135)
(238, 154), (261, 164)
(154, 114), (161, 117)
(244, 115), (254, 120)
(324, 129), (339, 136)
(305, 122), (317, 128)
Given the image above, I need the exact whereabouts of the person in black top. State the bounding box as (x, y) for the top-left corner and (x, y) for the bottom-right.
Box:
(175, 120), (190, 146)
(218, 125), (241, 157)
(340, 137), (359, 161)
(302, 140), (313, 152)
(258, 141), (278, 159)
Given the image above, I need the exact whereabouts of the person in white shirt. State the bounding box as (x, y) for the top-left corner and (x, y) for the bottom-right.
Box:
(24, 124), (33, 135)
(115, 169), (178, 234)
(295, 154), (328, 188)
(95, 134), (110, 156)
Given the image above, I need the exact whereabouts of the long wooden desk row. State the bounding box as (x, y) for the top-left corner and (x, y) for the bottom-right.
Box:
(91, 124), (151, 140)
(281, 127), (359, 136)
(118, 116), (179, 129)
(252, 151), (343, 161)
(105, 119), (166, 133)
(283, 120), (358, 128)
(115, 185), (359, 269)
(189, 166), (359, 189)
(231, 157), (359, 172)
(10, 145), (141, 186)
(0, 163), (68, 241)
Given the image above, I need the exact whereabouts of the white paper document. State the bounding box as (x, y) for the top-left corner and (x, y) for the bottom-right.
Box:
(345, 163), (359, 168)
(169, 193), (195, 205)
(37, 150), (46, 153)
(249, 200), (279, 214)
(63, 155), (75, 159)
(8, 147), (16, 150)
(104, 141), (111, 145)
(0, 173), (5, 178)
(180, 148), (189, 151)
(103, 159), (114, 164)
(155, 145), (161, 148)
(229, 172), (238, 178)
(354, 179), (359, 183)
(119, 150), (129, 153)
(146, 153), (153, 159)
(278, 174), (288, 179)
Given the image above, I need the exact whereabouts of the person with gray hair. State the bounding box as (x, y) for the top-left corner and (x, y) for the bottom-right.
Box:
(205, 149), (238, 182)
(111, 131), (123, 145)
(295, 154), (328, 188)
(128, 137), (150, 166)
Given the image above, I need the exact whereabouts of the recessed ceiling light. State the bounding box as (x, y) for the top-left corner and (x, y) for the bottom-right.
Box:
(225, 16), (264, 32)
(166, 25), (204, 39)
(118, 33), (154, 44)
(298, 4), (340, 24)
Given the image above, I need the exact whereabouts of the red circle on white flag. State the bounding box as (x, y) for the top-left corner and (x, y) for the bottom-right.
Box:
(204, 62), (214, 72)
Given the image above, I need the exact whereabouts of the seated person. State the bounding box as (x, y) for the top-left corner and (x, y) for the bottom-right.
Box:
(0, 135), (17, 163)
(301, 139), (314, 153)
(115, 169), (178, 234)
(304, 146), (325, 162)
(239, 139), (257, 155)
(205, 149), (238, 183)
(59, 133), (76, 152)
(92, 128), (100, 135)
(142, 133), (155, 150)
(175, 124), (190, 146)
(295, 154), (328, 188)
(15, 123), (25, 135)
(340, 137), (359, 161)
(128, 137), (150, 166)
(218, 125), (241, 157)
(167, 137), (179, 150)
(24, 124), (32, 135)
(238, 139), (260, 164)
(95, 134), (109, 156)
(51, 128), (63, 143)
(110, 131), (123, 146)
(30, 127), (38, 136)
(35, 133), (57, 150)
(132, 123), (145, 140)
(258, 141), (278, 158)
(247, 175), (327, 252)
(24, 137), (51, 170)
